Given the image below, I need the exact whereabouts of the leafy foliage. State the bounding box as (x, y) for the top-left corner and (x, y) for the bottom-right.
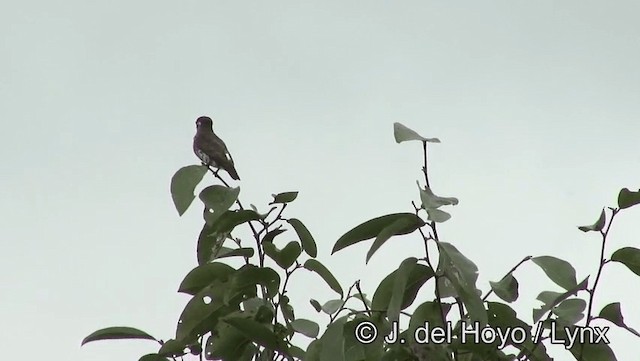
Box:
(84, 121), (638, 361)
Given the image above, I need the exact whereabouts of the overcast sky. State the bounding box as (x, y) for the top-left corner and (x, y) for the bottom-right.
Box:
(2, 1), (639, 360)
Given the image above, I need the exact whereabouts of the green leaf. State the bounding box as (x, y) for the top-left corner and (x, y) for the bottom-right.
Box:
(366, 217), (415, 263)
(554, 325), (618, 361)
(438, 242), (486, 326)
(170, 165), (208, 216)
(371, 263), (434, 316)
(552, 298), (586, 325)
(304, 259), (343, 297)
(486, 302), (552, 361)
(387, 258), (418, 323)
(81, 326), (156, 345)
(531, 256), (577, 290)
(196, 222), (228, 265)
(224, 317), (286, 353)
(215, 247), (254, 260)
(578, 209), (606, 232)
(319, 316), (348, 361)
(310, 299), (322, 312)
(393, 122), (440, 143)
(199, 185), (240, 224)
(205, 322), (251, 360)
(263, 241), (302, 269)
(532, 277), (589, 322)
(489, 274), (519, 303)
(333, 213), (425, 254)
(290, 319), (320, 338)
(175, 282), (237, 341)
(262, 228), (286, 244)
(157, 339), (188, 357)
(227, 265), (281, 301)
(618, 188), (640, 209)
(138, 354), (170, 361)
(288, 218), (318, 258)
(178, 262), (236, 295)
(321, 299), (343, 315)
(599, 302), (640, 338)
(408, 301), (452, 336)
(272, 191), (299, 204)
(611, 247), (640, 277)
(211, 210), (261, 233)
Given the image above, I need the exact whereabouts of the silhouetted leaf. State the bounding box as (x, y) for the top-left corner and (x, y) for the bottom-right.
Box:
(489, 274), (519, 303)
(533, 277), (589, 322)
(200, 185), (240, 224)
(178, 262), (236, 295)
(578, 209), (606, 232)
(224, 317), (285, 353)
(321, 299), (343, 315)
(611, 247), (640, 277)
(319, 316), (348, 361)
(263, 241), (301, 269)
(288, 218), (318, 258)
(599, 302), (640, 338)
(304, 259), (343, 296)
(366, 217), (415, 263)
(333, 213), (425, 254)
(618, 188), (640, 209)
(388, 258), (418, 323)
(272, 191), (299, 204)
(211, 210), (261, 233)
(171, 165), (208, 216)
(532, 256), (577, 290)
(139, 354), (170, 361)
(310, 299), (322, 312)
(81, 326), (156, 345)
(215, 247), (254, 260)
(553, 298), (586, 325)
(371, 263), (434, 316)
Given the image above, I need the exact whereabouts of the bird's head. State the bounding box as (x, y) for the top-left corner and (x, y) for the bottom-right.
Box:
(195, 116), (213, 130)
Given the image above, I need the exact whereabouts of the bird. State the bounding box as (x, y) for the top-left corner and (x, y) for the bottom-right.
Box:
(192, 116), (240, 180)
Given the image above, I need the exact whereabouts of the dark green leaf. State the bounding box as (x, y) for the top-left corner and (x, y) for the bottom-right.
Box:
(199, 185), (240, 224)
(408, 301), (452, 337)
(205, 322), (251, 360)
(263, 241), (302, 269)
(170, 165), (208, 216)
(304, 259), (343, 296)
(178, 262), (236, 295)
(310, 299), (322, 312)
(366, 218), (415, 263)
(288, 218), (318, 258)
(393, 122), (440, 143)
(319, 316), (348, 361)
(533, 277), (589, 322)
(290, 319), (320, 338)
(227, 265), (281, 301)
(196, 222), (228, 265)
(215, 247), (254, 260)
(211, 209), (261, 233)
(272, 191), (299, 204)
(578, 209), (606, 232)
(388, 258), (418, 323)
(81, 326), (156, 345)
(618, 188), (640, 209)
(611, 247), (640, 276)
(599, 302), (640, 338)
(224, 317), (286, 353)
(175, 282), (237, 341)
(157, 339), (187, 357)
(262, 228), (285, 244)
(438, 242), (486, 326)
(553, 298), (586, 325)
(554, 325), (618, 361)
(489, 274), (519, 303)
(531, 256), (578, 290)
(371, 263), (434, 315)
(139, 354), (170, 361)
(321, 299), (343, 314)
(333, 213), (425, 254)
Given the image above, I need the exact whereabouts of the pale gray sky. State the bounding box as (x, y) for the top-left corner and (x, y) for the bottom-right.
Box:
(1, 1), (639, 360)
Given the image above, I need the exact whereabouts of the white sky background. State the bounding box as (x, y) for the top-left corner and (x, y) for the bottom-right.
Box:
(1, 1), (639, 360)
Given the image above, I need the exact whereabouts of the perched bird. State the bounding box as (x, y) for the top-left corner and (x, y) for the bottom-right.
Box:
(193, 116), (240, 180)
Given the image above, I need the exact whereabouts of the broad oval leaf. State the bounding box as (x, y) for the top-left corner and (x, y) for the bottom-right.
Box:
(264, 241), (302, 269)
(139, 354), (170, 361)
(310, 299), (322, 312)
(290, 318), (320, 338)
(427, 208), (451, 223)
(533, 277), (589, 322)
(393, 122), (440, 143)
(211, 210), (261, 233)
(171, 165), (208, 216)
(333, 213), (425, 254)
(200, 185), (240, 224)
(178, 262), (236, 295)
(272, 191), (299, 204)
(81, 326), (156, 345)
(288, 218), (318, 258)
(618, 188), (640, 210)
(611, 247), (640, 277)
(319, 316), (348, 361)
(553, 298), (586, 325)
(531, 256), (578, 290)
(578, 209), (606, 232)
(157, 339), (188, 357)
(321, 299), (344, 315)
(489, 274), (519, 303)
(599, 302), (640, 338)
(371, 263), (434, 315)
(228, 265), (281, 300)
(304, 259), (343, 297)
